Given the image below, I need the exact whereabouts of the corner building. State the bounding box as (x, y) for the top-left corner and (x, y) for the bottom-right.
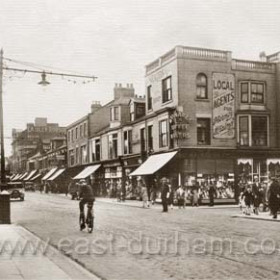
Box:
(131, 46), (280, 200)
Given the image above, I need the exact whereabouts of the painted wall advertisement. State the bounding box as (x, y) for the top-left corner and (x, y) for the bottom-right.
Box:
(212, 73), (235, 139)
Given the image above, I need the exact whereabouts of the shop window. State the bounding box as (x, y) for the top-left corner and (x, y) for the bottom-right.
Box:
(162, 76), (172, 103)
(140, 128), (146, 152)
(159, 120), (168, 147)
(240, 81), (265, 104)
(197, 118), (210, 145)
(147, 86), (152, 110)
(252, 116), (267, 146)
(196, 73), (208, 99)
(124, 130), (132, 155)
(239, 116), (249, 146)
(110, 107), (119, 121)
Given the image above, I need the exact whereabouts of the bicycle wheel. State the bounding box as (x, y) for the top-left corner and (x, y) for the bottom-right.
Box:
(79, 212), (86, 231)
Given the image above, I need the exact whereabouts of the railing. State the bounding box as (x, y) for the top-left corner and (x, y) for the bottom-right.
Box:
(232, 59), (275, 72)
(181, 46), (229, 61)
(267, 52), (280, 62)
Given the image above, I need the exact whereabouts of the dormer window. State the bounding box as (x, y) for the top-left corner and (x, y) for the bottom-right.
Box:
(110, 107), (119, 121)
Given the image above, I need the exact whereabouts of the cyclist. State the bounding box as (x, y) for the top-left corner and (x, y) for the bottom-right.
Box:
(78, 179), (95, 231)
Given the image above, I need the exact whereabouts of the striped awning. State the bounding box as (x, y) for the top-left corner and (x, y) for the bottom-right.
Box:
(73, 165), (101, 180)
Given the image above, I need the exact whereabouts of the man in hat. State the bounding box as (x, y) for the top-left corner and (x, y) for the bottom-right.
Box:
(161, 177), (170, 212)
(268, 177), (280, 219)
(79, 179), (95, 230)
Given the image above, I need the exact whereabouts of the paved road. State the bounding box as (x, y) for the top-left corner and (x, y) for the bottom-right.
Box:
(10, 192), (280, 280)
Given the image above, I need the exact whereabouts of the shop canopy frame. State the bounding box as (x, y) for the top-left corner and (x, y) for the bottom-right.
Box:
(47, 168), (66, 181)
(129, 151), (178, 176)
(42, 167), (58, 181)
(73, 164), (101, 180)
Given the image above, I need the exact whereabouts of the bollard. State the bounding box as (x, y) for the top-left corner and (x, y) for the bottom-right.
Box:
(0, 191), (11, 224)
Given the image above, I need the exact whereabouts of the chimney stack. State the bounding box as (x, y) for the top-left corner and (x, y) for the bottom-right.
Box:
(114, 83), (135, 100)
(91, 101), (102, 113)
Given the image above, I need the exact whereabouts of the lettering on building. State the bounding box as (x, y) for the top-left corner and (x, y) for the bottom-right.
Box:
(212, 73), (235, 139)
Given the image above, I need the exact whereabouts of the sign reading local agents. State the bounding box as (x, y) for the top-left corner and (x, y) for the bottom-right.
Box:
(212, 73), (235, 139)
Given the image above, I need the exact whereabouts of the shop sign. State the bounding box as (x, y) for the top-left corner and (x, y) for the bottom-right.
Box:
(212, 73), (235, 139)
(170, 108), (191, 140)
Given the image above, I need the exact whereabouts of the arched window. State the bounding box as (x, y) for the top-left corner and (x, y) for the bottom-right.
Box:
(196, 73), (207, 99)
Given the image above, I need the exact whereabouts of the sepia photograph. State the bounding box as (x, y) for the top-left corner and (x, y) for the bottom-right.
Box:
(1, 0), (280, 279)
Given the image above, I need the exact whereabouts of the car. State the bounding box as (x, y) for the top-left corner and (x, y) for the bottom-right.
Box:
(6, 182), (25, 201)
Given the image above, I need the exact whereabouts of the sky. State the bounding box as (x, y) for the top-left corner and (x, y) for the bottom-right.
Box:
(1, 0), (280, 155)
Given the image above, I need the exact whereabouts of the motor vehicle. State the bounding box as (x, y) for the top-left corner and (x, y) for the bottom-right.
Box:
(6, 182), (25, 201)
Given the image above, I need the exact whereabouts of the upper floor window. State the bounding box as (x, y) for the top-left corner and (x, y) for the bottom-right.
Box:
(148, 125), (153, 151)
(95, 139), (101, 161)
(140, 128), (146, 152)
(108, 133), (118, 159)
(80, 124), (83, 137)
(147, 86), (152, 110)
(238, 115), (268, 147)
(162, 76), (172, 103)
(68, 131), (71, 143)
(84, 123), (87, 136)
(196, 73), (208, 99)
(197, 118), (210, 145)
(75, 127), (78, 139)
(159, 120), (168, 147)
(123, 130), (132, 155)
(110, 107), (119, 121)
(241, 81), (265, 104)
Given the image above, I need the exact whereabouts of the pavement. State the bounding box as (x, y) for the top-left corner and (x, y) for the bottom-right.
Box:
(233, 211), (280, 222)
(0, 224), (100, 280)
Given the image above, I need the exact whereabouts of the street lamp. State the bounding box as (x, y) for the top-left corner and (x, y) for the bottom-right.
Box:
(0, 49), (97, 185)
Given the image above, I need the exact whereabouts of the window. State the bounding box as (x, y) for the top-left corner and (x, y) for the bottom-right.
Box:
(159, 120), (168, 147)
(147, 86), (152, 110)
(148, 125), (153, 150)
(76, 147), (79, 164)
(84, 123), (87, 136)
(81, 145), (87, 164)
(140, 128), (146, 152)
(197, 118), (210, 145)
(238, 115), (268, 147)
(69, 149), (74, 166)
(80, 124), (83, 137)
(240, 82), (265, 104)
(71, 130), (74, 142)
(239, 116), (249, 146)
(196, 73), (207, 99)
(162, 76), (172, 103)
(123, 130), (132, 155)
(108, 133), (118, 159)
(252, 116), (267, 146)
(110, 107), (119, 121)
(95, 139), (101, 161)
(68, 131), (71, 143)
(75, 127), (78, 139)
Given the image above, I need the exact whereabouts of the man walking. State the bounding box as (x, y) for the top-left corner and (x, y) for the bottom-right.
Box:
(268, 177), (280, 219)
(161, 177), (170, 212)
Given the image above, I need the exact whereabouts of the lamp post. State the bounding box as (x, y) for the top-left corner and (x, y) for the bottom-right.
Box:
(0, 49), (97, 184)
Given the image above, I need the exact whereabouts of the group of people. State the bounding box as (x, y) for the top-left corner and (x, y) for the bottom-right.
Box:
(239, 176), (280, 219)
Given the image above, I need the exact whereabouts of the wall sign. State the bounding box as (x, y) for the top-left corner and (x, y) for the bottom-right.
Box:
(212, 73), (235, 139)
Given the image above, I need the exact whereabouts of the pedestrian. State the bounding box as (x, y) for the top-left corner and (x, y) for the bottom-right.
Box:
(176, 185), (185, 209)
(150, 182), (157, 205)
(168, 183), (174, 210)
(208, 183), (216, 207)
(139, 178), (149, 208)
(161, 177), (170, 212)
(267, 177), (280, 219)
(192, 185), (199, 207)
(241, 185), (254, 215)
(252, 178), (261, 215)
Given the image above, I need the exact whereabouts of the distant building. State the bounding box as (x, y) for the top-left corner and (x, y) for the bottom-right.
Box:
(10, 118), (66, 173)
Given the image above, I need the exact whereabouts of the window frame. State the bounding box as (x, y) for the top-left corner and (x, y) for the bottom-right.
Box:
(147, 85), (152, 110)
(240, 81), (265, 105)
(196, 73), (208, 99)
(162, 76), (172, 103)
(159, 120), (168, 148)
(197, 118), (211, 145)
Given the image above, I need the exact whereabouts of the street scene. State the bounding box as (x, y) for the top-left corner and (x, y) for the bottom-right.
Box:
(1, 0), (280, 279)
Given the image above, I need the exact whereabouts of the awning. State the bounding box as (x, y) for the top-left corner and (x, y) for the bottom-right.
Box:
(12, 174), (21, 181)
(42, 167), (58, 180)
(73, 164), (101, 180)
(9, 174), (16, 180)
(30, 173), (42, 181)
(47, 168), (65, 181)
(18, 172), (28, 180)
(24, 170), (37, 181)
(237, 158), (253, 165)
(267, 159), (280, 165)
(129, 151), (177, 176)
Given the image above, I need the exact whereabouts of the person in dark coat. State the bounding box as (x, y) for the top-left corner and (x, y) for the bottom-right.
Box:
(242, 186), (254, 215)
(268, 178), (280, 219)
(208, 183), (216, 207)
(161, 177), (170, 212)
(252, 179), (261, 215)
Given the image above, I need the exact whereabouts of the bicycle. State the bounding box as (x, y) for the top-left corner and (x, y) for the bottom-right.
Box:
(79, 201), (94, 233)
